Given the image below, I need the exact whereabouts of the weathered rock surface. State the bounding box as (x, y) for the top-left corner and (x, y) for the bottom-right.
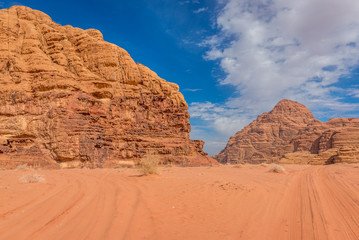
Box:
(214, 99), (359, 164)
(0, 6), (215, 168)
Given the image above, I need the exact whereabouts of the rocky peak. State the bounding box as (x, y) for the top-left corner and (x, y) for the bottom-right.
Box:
(254, 99), (317, 127)
(269, 99), (314, 118)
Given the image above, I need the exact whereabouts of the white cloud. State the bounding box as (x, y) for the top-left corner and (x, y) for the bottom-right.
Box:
(183, 88), (202, 92)
(192, 0), (359, 155)
(179, 1), (191, 5)
(349, 89), (359, 98)
(207, 0), (359, 109)
(179, 0), (200, 5)
(193, 7), (208, 14)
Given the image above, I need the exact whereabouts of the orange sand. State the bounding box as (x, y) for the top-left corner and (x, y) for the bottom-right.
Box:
(1, 164), (359, 240)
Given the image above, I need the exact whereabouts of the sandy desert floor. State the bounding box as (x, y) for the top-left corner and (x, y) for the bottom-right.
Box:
(1, 164), (359, 240)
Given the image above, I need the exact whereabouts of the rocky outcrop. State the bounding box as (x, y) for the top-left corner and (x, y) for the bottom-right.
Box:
(214, 99), (359, 165)
(0, 6), (215, 168)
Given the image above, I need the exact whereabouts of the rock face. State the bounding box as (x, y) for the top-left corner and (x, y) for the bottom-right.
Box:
(214, 99), (359, 164)
(0, 6), (215, 168)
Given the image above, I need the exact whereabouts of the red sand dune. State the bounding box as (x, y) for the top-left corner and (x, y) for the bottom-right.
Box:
(1, 165), (359, 240)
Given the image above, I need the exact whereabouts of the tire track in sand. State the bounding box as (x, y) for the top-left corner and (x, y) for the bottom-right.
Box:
(277, 166), (359, 240)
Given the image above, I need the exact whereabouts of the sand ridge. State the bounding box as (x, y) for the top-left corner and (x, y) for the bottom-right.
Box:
(1, 165), (359, 239)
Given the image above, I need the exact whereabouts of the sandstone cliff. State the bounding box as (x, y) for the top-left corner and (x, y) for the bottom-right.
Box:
(0, 6), (215, 168)
(214, 99), (359, 164)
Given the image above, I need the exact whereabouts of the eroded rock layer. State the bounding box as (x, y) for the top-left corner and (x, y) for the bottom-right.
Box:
(0, 6), (215, 168)
(214, 99), (359, 164)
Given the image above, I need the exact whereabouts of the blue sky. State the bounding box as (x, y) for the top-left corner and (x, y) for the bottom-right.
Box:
(2, 0), (359, 155)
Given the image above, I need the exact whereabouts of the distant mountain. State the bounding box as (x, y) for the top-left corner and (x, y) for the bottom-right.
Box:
(214, 99), (359, 164)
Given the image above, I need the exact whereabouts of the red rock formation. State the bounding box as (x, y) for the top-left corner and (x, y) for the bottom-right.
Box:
(214, 99), (359, 164)
(0, 6), (215, 168)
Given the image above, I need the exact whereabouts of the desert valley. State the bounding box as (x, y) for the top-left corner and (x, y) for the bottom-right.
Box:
(2, 164), (359, 240)
(1, 5), (359, 240)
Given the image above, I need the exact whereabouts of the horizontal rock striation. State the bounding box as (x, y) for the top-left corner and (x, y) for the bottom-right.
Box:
(214, 99), (359, 165)
(0, 6), (215, 168)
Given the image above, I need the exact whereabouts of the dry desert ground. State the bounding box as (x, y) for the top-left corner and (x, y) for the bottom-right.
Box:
(1, 164), (359, 240)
